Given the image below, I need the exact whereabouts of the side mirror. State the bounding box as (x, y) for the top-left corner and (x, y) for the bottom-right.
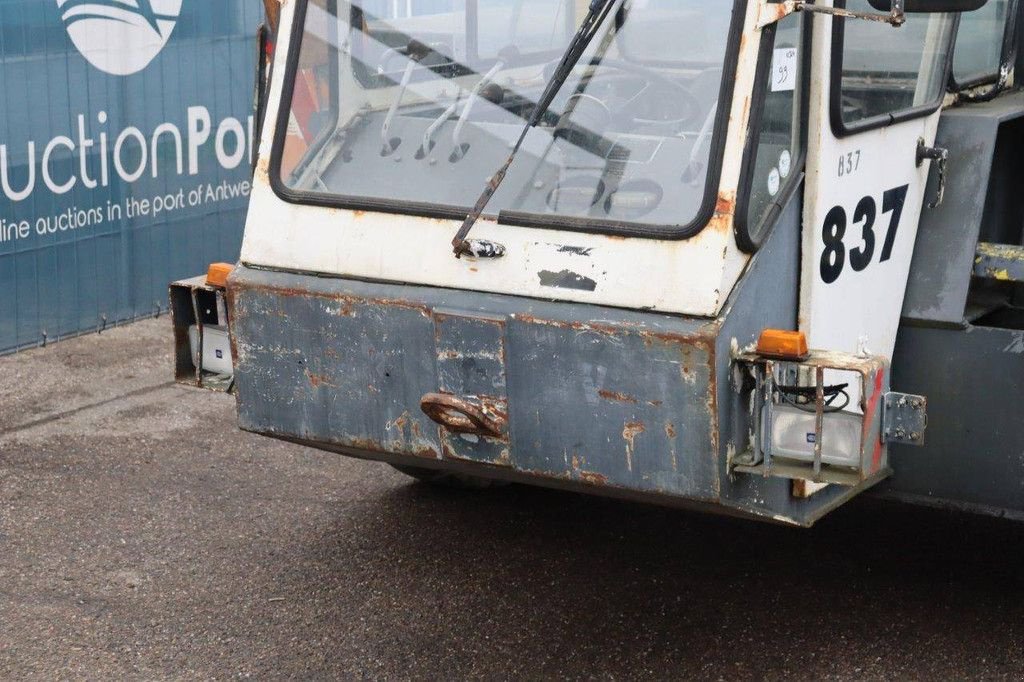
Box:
(867, 0), (988, 11)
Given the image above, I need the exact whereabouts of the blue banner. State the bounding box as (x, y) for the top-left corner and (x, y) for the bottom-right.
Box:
(0, 0), (262, 353)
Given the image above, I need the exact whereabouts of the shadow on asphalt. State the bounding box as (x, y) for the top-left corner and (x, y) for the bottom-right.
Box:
(266, 478), (1024, 677)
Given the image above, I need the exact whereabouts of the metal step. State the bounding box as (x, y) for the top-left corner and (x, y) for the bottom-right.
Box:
(974, 242), (1024, 283)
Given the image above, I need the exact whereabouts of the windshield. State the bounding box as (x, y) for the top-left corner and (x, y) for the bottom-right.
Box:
(274, 0), (738, 235)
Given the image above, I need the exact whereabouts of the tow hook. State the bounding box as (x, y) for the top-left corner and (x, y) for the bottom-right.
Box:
(420, 393), (508, 438)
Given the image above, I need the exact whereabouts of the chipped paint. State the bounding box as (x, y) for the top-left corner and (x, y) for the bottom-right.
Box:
(755, 0), (798, 29)
(255, 156), (270, 183)
(622, 421), (646, 472)
(792, 479), (830, 499)
(578, 470), (609, 486)
(598, 389), (638, 404)
(305, 370), (334, 388)
(567, 453), (608, 485)
(537, 270), (598, 292)
(555, 245), (595, 256)
(974, 242), (1024, 283)
(715, 191), (736, 216)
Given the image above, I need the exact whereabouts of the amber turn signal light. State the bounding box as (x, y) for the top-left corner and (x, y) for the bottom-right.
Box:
(756, 329), (809, 361)
(206, 262), (234, 288)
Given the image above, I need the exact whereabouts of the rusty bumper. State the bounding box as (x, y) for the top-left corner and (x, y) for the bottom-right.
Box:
(227, 266), (721, 498)
(226, 258), (871, 526)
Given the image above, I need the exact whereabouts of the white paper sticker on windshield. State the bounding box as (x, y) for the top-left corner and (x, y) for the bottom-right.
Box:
(779, 149), (792, 178)
(768, 168), (781, 197)
(771, 48), (797, 92)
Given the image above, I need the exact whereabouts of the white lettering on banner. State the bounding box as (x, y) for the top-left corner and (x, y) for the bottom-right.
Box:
(35, 206), (104, 235)
(215, 118), (247, 170)
(151, 123), (184, 177)
(187, 106), (212, 175)
(0, 106), (254, 202)
(0, 180), (252, 247)
(59, 0), (184, 77)
(77, 115), (97, 189)
(0, 105), (255, 248)
(42, 136), (76, 194)
(98, 111), (110, 186)
(114, 127), (148, 183)
(0, 218), (31, 243)
(0, 142), (35, 201)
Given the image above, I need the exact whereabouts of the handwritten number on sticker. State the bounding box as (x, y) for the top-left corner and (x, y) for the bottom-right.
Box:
(771, 48), (797, 92)
(819, 184), (909, 283)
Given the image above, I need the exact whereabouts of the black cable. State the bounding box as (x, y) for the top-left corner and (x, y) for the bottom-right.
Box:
(776, 383), (851, 413)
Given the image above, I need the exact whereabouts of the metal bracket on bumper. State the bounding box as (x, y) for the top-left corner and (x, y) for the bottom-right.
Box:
(170, 276), (234, 392)
(730, 350), (902, 486)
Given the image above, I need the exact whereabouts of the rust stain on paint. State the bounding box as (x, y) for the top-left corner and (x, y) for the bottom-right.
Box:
(622, 421), (646, 472)
(599, 389), (638, 404)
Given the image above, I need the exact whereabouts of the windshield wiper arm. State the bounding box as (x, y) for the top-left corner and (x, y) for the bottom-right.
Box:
(451, 0), (618, 258)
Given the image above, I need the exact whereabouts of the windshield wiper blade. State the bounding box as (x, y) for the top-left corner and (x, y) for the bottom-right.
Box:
(451, 0), (618, 258)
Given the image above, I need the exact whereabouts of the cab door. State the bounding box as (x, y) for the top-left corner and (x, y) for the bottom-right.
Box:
(800, 1), (959, 369)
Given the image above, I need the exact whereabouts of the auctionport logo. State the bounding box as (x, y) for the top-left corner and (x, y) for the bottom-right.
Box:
(59, 0), (183, 76)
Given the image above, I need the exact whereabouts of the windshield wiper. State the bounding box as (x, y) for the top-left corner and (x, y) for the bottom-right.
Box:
(450, 0), (619, 258)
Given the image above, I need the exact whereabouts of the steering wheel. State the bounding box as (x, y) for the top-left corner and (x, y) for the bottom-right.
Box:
(549, 58), (703, 133)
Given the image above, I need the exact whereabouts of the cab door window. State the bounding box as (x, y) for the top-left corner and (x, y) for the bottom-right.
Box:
(832, 0), (957, 134)
(736, 10), (805, 252)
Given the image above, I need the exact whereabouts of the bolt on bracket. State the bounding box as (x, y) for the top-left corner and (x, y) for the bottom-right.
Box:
(882, 391), (928, 446)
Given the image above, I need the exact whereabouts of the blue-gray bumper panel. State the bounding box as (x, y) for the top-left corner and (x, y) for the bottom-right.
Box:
(228, 267), (719, 499)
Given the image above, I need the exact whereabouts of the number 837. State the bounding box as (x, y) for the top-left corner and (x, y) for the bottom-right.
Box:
(819, 185), (909, 284)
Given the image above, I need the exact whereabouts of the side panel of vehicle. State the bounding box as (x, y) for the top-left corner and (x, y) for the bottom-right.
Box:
(879, 86), (1024, 519)
(885, 321), (1024, 519)
(902, 91), (1024, 326)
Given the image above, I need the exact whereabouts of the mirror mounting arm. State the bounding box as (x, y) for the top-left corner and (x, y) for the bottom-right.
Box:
(757, 1), (906, 30)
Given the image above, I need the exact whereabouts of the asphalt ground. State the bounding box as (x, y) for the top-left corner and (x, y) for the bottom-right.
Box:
(1, 318), (1022, 680)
